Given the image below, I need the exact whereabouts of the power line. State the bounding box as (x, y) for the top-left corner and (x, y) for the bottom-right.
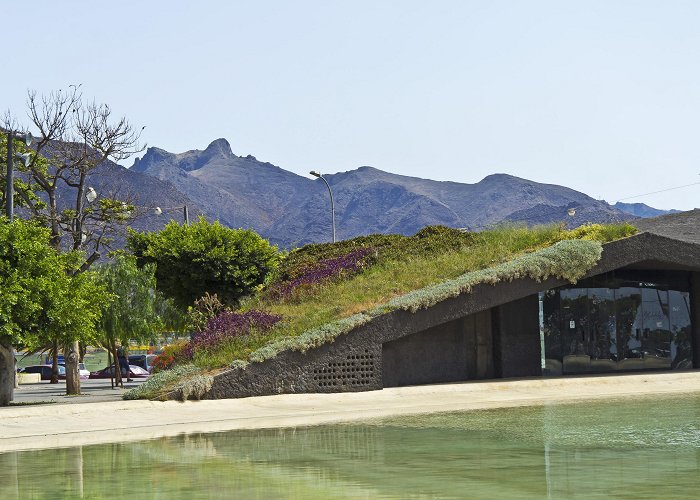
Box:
(615, 180), (700, 203)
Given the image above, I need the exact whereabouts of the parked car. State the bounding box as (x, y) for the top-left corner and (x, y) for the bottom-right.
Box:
(128, 354), (158, 373)
(44, 354), (65, 365)
(19, 365), (66, 381)
(59, 363), (91, 380)
(89, 365), (150, 379)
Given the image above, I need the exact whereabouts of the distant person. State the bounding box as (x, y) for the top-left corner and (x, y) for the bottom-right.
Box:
(117, 347), (132, 382)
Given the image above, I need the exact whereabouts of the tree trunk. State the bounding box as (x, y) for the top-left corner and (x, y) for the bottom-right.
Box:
(13, 348), (19, 390)
(64, 341), (81, 395)
(124, 345), (132, 382)
(0, 337), (15, 406)
(107, 347), (114, 389)
(51, 341), (59, 384)
(111, 342), (123, 388)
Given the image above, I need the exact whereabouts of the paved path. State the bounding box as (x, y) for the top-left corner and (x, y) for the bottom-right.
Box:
(10, 378), (149, 405)
(2, 371), (700, 453)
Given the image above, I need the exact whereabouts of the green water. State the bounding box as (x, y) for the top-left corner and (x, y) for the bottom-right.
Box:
(2, 394), (700, 499)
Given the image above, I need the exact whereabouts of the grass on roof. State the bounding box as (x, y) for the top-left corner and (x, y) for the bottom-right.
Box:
(188, 222), (637, 371)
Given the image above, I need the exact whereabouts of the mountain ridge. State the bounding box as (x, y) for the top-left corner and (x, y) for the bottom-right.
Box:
(124, 139), (648, 247)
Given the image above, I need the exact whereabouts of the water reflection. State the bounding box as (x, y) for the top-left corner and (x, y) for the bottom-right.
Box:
(2, 395), (700, 498)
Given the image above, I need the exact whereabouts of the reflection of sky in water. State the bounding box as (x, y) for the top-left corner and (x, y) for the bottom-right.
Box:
(3, 394), (700, 499)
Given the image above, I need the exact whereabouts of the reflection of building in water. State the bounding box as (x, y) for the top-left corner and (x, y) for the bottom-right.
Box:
(542, 400), (700, 499)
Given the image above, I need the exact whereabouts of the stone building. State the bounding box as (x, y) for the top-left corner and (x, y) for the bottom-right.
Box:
(202, 210), (700, 400)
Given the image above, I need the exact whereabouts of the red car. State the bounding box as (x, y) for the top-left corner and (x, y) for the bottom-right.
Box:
(89, 365), (150, 379)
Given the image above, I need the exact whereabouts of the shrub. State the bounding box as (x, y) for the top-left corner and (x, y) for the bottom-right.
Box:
(127, 219), (280, 310)
(152, 341), (190, 372)
(123, 363), (201, 400)
(563, 223), (637, 243)
(186, 292), (228, 332)
(188, 310), (282, 355)
(172, 373), (215, 401)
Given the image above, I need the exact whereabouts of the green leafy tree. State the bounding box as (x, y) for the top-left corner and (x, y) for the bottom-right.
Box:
(96, 255), (181, 385)
(127, 218), (280, 310)
(0, 218), (108, 405)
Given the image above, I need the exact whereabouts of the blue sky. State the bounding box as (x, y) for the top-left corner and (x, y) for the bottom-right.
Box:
(4, 1), (700, 209)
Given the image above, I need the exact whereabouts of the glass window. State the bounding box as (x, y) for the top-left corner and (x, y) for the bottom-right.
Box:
(559, 289), (589, 374)
(615, 287), (643, 364)
(640, 289), (671, 369)
(542, 290), (562, 375)
(541, 270), (692, 375)
(588, 288), (616, 360)
(669, 291), (692, 369)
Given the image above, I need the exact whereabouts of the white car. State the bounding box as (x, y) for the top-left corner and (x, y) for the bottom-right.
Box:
(59, 363), (91, 380)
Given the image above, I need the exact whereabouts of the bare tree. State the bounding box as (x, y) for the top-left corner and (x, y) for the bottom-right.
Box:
(2, 86), (145, 395)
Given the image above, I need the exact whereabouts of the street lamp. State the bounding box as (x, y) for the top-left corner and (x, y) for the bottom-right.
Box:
(153, 205), (189, 224)
(310, 170), (336, 243)
(5, 131), (33, 222)
(85, 187), (97, 203)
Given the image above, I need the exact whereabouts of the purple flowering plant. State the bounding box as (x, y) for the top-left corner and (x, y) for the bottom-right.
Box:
(268, 247), (375, 299)
(187, 310), (282, 356)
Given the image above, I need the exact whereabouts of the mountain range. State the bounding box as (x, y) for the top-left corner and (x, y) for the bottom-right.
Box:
(81, 138), (676, 248)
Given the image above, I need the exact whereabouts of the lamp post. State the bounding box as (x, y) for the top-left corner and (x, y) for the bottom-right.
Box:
(5, 131), (33, 222)
(310, 170), (336, 243)
(153, 205), (189, 224)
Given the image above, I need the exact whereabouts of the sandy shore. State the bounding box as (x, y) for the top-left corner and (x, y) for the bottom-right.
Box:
(2, 371), (700, 453)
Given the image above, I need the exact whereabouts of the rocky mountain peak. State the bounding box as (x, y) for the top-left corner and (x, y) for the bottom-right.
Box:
(130, 147), (174, 172)
(203, 138), (234, 159)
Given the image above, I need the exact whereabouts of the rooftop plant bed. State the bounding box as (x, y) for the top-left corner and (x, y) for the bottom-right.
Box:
(126, 222), (637, 400)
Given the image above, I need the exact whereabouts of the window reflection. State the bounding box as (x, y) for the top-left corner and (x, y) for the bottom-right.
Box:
(670, 291), (692, 369)
(542, 272), (693, 375)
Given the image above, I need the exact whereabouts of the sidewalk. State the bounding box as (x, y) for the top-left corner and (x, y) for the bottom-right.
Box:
(10, 378), (148, 405)
(3, 371), (700, 454)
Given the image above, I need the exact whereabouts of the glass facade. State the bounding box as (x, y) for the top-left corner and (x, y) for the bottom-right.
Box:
(541, 271), (693, 375)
